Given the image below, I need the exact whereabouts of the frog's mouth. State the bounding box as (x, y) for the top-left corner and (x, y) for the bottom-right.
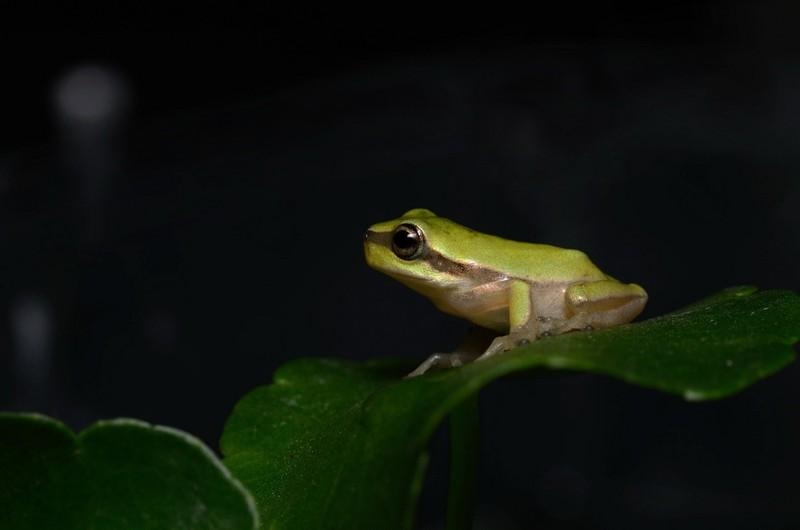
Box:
(384, 268), (459, 300)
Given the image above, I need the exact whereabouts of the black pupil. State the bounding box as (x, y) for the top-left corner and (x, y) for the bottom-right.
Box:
(393, 229), (417, 250)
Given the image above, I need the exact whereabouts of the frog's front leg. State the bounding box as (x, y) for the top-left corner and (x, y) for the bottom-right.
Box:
(476, 280), (539, 361)
(405, 327), (495, 377)
(405, 352), (478, 378)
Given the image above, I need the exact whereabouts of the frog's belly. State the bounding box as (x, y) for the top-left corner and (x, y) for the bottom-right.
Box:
(433, 280), (570, 332)
(432, 279), (514, 332)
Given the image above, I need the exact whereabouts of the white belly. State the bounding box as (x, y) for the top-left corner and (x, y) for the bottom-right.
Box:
(432, 278), (572, 332)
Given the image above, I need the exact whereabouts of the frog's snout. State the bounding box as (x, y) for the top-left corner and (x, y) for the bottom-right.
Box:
(363, 229), (388, 247)
(363, 233), (377, 268)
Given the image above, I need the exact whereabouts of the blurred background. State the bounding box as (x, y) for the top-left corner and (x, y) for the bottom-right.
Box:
(2, 4), (800, 529)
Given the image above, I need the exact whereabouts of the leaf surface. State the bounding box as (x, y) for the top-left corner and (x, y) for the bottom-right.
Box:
(0, 414), (258, 530)
(222, 287), (800, 530)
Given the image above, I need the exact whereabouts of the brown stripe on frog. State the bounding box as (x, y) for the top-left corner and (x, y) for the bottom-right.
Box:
(364, 229), (392, 248)
(426, 249), (507, 282)
(365, 229), (505, 282)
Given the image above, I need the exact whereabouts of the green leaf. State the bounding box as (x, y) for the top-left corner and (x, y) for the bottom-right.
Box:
(0, 414), (259, 530)
(221, 287), (800, 530)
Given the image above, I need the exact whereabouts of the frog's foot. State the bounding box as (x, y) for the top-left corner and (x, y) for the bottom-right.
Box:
(405, 353), (478, 378)
(547, 320), (593, 336)
(475, 331), (539, 362)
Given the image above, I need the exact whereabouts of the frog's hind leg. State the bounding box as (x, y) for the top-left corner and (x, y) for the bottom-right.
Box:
(562, 280), (647, 331)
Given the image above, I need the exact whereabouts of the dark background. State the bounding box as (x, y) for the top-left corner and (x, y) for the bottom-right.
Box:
(2, 4), (800, 529)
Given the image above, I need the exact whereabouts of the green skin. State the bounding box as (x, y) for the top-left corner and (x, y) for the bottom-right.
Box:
(364, 209), (647, 376)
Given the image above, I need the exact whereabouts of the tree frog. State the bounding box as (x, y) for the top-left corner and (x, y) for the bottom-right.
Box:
(364, 208), (647, 376)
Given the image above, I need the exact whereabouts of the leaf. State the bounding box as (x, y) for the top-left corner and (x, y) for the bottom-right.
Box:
(221, 287), (800, 530)
(0, 414), (259, 530)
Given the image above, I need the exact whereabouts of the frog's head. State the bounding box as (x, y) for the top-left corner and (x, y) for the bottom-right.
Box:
(364, 208), (475, 293)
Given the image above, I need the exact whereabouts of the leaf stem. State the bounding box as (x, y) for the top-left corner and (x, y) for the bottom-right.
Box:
(446, 392), (479, 530)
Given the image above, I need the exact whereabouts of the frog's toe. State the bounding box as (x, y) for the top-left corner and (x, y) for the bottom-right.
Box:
(405, 353), (477, 378)
(479, 332), (539, 360)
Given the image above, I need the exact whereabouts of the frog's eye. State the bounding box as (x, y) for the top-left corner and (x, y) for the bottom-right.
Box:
(391, 223), (426, 260)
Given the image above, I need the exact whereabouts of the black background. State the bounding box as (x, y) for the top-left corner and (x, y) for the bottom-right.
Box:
(2, 4), (800, 529)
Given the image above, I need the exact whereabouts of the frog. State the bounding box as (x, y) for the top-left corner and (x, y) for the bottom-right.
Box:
(363, 208), (647, 376)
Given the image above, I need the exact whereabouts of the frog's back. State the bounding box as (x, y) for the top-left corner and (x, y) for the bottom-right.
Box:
(476, 237), (608, 284)
(423, 217), (607, 284)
